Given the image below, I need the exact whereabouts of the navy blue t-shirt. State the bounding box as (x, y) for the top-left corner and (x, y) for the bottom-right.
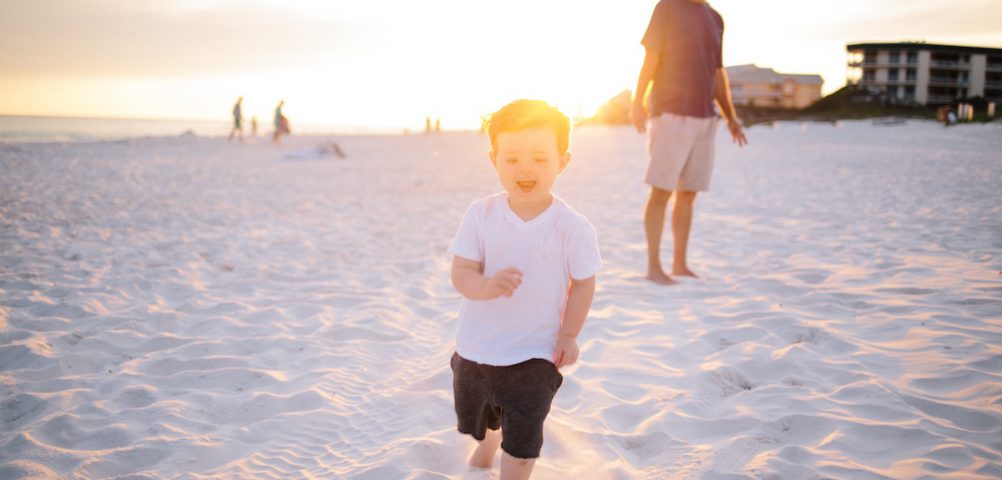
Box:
(641, 0), (724, 118)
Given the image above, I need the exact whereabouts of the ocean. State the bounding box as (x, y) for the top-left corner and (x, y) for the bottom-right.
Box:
(0, 115), (393, 143)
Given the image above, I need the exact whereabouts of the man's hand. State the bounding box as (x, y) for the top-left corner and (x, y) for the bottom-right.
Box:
(553, 333), (579, 369)
(483, 267), (523, 299)
(631, 103), (648, 134)
(726, 118), (747, 147)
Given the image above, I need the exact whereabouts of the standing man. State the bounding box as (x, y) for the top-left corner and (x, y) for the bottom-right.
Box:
(631, 0), (747, 285)
(228, 96), (244, 143)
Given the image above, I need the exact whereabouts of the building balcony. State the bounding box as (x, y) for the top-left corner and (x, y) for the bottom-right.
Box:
(860, 79), (916, 86)
(930, 60), (971, 69)
(987, 63), (1002, 71)
(986, 80), (1002, 88)
(926, 94), (958, 104)
(850, 60), (917, 68)
(928, 77), (969, 86)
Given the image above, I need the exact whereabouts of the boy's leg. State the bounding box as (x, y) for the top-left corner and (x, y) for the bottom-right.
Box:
(494, 359), (562, 478)
(500, 452), (536, 480)
(469, 428), (501, 468)
(452, 352), (503, 468)
(644, 187), (677, 285)
(671, 190), (698, 277)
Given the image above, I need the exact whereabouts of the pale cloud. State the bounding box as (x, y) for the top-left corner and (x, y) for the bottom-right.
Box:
(0, 0), (371, 76)
(809, 0), (1002, 41)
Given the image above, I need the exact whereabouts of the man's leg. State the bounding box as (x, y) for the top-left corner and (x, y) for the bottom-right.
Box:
(499, 452), (536, 480)
(469, 428), (502, 468)
(671, 190), (698, 277)
(644, 187), (677, 285)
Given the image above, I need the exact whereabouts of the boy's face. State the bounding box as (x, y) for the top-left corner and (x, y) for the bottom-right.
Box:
(490, 128), (570, 204)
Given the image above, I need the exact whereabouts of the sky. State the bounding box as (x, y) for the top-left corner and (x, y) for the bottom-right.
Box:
(2, 0), (1001, 130)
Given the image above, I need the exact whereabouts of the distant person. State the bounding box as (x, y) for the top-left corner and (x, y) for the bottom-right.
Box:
(251, 116), (258, 137)
(228, 97), (244, 143)
(435, 117), (441, 133)
(631, 0), (747, 285)
(272, 100), (290, 144)
(447, 99), (601, 479)
(425, 116), (433, 134)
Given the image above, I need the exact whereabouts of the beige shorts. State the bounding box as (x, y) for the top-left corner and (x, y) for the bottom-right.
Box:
(645, 113), (720, 192)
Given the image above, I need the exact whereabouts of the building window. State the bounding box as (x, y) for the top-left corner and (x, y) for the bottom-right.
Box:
(907, 51), (918, 64)
(889, 69), (899, 81)
(906, 68), (917, 81)
(863, 70), (876, 82)
(889, 51), (900, 63)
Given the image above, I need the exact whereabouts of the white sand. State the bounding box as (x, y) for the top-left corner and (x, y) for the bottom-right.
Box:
(1, 121), (1001, 479)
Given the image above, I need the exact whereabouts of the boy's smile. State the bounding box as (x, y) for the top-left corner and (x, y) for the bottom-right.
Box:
(516, 179), (536, 193)
(490, 128), (570, 216)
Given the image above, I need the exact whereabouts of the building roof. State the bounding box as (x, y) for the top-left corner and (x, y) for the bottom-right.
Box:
(846, 42), (1002, 55)
(725, 64), (823, 85)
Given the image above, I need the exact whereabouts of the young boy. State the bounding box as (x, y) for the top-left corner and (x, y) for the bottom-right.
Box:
(448, 99), (601, 479)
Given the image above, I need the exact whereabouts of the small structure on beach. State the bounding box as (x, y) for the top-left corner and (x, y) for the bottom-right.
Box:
(725, 64), (823, 109)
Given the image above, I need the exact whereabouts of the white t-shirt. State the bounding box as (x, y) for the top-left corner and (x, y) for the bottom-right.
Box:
(448, 192), (602, 366)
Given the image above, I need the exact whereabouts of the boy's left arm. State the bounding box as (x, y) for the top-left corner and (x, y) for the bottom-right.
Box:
(554, 275), (596, 369)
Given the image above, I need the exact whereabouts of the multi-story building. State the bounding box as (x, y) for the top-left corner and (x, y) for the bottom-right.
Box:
(725, 64), (823, 109)
(846, 42), (1002, 105)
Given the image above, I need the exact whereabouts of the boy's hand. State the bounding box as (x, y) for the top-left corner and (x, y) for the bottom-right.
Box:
(553, 334), (579, 369)
(483, 267), (523, 299)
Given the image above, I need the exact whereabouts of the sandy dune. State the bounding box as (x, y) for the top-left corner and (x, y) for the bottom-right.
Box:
(1, 120), (1000, 479)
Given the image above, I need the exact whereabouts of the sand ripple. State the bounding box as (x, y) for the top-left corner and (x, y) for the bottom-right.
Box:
(1, 122), (1001, 478)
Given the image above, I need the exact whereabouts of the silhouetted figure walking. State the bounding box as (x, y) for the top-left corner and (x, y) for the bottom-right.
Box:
(272, 100), (290, 144)
(228, 97), (244, 142)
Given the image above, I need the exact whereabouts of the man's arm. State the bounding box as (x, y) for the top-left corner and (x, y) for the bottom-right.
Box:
(554, 275), (596, 368)
(631, 49), (659, 134)
(714, 68), (748, 147)
(451, 256), (522, 301)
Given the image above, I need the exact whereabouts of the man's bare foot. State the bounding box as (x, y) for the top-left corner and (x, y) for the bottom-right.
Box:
(671, 266), (699, 278)
(646, 270), (678, 285)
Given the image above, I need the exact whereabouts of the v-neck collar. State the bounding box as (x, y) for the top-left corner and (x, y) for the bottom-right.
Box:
(502, 192), (560, 229)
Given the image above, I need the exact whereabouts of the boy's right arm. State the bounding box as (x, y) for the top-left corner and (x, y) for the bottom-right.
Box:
(451, 256), (523, 301)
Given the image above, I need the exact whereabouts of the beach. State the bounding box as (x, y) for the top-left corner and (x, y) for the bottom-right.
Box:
(1, 121), (1001, 479)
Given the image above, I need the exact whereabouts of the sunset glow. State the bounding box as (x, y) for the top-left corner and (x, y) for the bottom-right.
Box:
(2, 0), (1001, 130)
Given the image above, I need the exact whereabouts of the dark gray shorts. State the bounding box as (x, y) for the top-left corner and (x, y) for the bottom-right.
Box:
(450, 352), (563, 459)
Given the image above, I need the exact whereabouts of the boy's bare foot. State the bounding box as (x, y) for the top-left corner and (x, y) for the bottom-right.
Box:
(469, 429), (501, 468)
(646, 270), (678, 285)
(671, 266), (699, 278)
